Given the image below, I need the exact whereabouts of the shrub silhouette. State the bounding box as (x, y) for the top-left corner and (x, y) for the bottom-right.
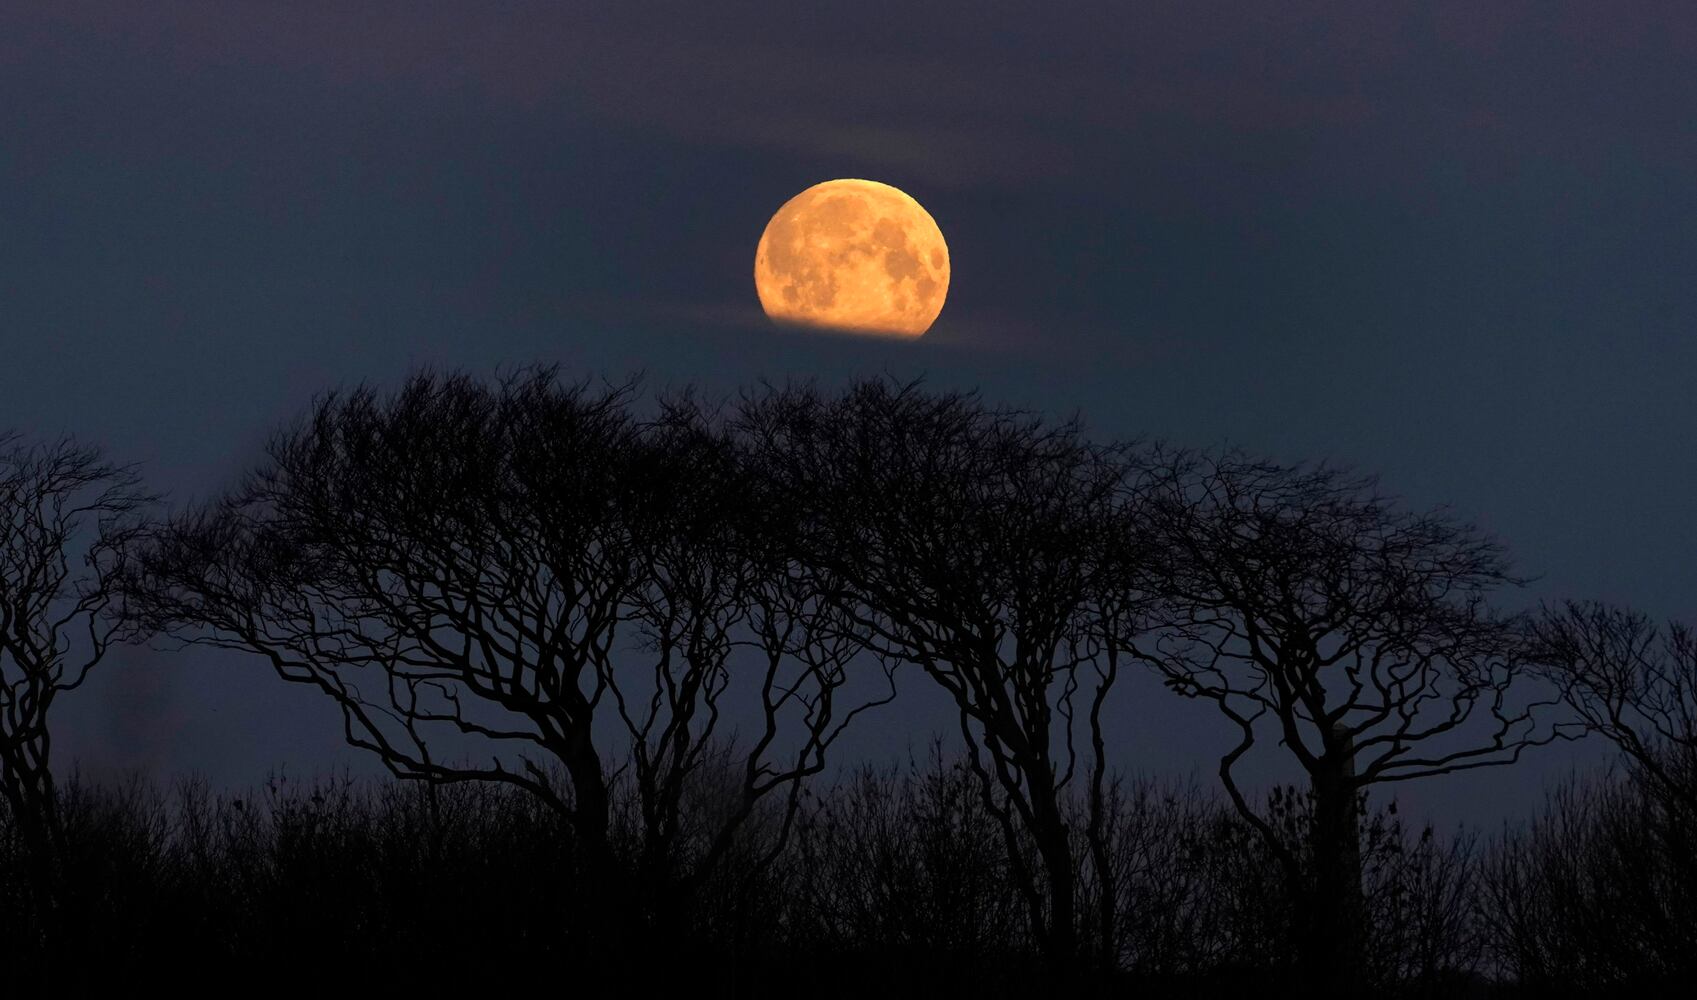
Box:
(0, 752), (1500, 996)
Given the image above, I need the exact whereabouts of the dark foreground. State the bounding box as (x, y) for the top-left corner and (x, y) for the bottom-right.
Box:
(2, 754), (1687, 997)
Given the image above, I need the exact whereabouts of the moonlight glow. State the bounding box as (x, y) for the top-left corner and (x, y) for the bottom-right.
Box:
(754, 179), (950, 338)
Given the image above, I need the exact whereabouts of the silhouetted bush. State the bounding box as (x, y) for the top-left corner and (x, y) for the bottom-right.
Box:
(0, 749), (1500, 996)
(1481, 764), (1697, 997)
(788, 743), (1029, 983)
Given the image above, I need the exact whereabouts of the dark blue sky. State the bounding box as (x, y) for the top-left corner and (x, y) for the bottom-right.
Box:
(3, 1), (1693, 826)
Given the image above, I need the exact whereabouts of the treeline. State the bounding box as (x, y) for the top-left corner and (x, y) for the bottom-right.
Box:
(0, 370), (1691, 994)
(1, 751), (1689, 995)
(0, 751), (1474, 993)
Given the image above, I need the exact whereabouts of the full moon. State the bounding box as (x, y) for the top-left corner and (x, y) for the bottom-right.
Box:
(754, 179), (950, 338)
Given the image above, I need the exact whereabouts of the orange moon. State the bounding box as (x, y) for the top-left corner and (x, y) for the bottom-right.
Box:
(754, 179), (950, 338)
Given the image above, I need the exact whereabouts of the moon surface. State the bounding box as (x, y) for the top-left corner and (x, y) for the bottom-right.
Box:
(754, 179), (950, 338)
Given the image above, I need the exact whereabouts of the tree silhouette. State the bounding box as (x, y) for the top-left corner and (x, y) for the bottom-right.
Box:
(735, 378), (1147, 972)
(0, 374), (1611, 991)
(1126, 449), (1559, 995)
(1529, 601), (1697, 815)
(1480, 769), (1697, 994)
(0, 433), (150, 869)
(126, 369), (890, 943)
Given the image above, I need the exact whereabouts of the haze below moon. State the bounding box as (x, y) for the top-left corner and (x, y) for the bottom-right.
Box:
(754, 179), (949, 338)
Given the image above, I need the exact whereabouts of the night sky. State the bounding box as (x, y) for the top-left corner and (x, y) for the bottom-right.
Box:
(3, 2), (1694, 828)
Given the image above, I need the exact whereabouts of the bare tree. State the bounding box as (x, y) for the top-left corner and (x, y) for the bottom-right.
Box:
(1529, 601), (1697, 815)
(124, 369), (887, 940)
(1125, 449), (1557, 994)
(734, 378), (1147, 972)
(611, 393), (893, 930)
(1505, 601), (1697, 991)
(1, 432), (149, 864)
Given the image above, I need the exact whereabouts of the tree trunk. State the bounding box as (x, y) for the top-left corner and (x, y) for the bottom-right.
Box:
(557, 733), (625, 956)
(1, 746), (62, 865)
(1026, 768), (1078, 974)
(1041, 833), (1078, 968)
(1088, 818), (1117, 972)
(1, 745), (65, 953)
(1305, 727), (1365, 996)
